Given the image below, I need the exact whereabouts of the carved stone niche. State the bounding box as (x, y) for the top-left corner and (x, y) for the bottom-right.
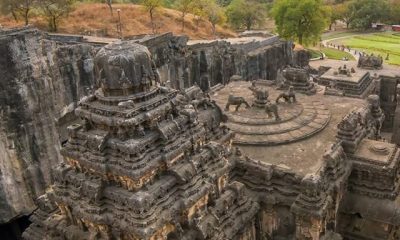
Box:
(367, 94), (384, 119)
(357, 54), (383, 70)
(95, 41), (159, 97)
(281, 67), (317, 95)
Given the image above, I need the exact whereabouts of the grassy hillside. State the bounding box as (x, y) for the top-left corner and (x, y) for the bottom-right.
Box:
(0, 3), (236, 39)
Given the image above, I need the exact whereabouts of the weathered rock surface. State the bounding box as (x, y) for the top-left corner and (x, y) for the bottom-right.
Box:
(0, 27), (96, 223)
(133, 34), (294, 90)
(293, 49), (311, 68)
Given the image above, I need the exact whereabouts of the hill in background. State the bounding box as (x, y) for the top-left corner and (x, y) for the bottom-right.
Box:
(0, 3), (236, 39)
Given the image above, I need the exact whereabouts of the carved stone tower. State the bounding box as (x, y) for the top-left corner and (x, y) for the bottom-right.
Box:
(24, 41), (258, 240)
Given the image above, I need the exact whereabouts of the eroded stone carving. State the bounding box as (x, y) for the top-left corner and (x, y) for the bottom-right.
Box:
(95, 41), (158, 96)
(279, 67), (317, 95)
(249, 81), (270, 108)
(358, 53), (383, 70)
(276, 86), (297, 104)
(265, 101), (280, 121)
(225, 94), (251, 111)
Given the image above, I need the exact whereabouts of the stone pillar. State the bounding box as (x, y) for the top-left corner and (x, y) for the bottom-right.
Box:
(295, 216), (323, 240)
(291, 174), (327, 240)
(182, 67), (190, 88)
(260, 205), (277, 238)
(392, 85), (400, 144)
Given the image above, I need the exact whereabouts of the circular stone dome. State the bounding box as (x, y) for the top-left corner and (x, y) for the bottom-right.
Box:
(95, 41), (157, 96)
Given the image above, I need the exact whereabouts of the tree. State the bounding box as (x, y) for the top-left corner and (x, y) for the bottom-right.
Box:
(0, 0), (37, 25)
(272, 0), (329, 45)
(39, 0), (75, 32)
(226, 0), (267, 30)
(327, 4), (342, 30)
(217, 0), (232, 7)
(205, 0), (226, 37)
(105, 0), (113, 16)
(348, 0), (390, 29)
(141, 0), (164, 34)
(192, 0), (208, 31)
(16, 0), (36, 25)
(390, 2), (400, 24)
(0, 0), (19, 22)
(336, 1), (355, 28)
(174, 0), (194, 31)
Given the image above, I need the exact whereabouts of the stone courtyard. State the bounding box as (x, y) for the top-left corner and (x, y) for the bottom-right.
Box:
(212, 80), (365, 175)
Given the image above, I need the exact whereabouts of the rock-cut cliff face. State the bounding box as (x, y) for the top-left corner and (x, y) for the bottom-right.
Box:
(0, 27), (96, 223)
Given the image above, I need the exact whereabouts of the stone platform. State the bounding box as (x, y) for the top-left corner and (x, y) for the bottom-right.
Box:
(212, 81), (366, 175)
(213, 81), (331, 145)
(318, 65), (374, 98)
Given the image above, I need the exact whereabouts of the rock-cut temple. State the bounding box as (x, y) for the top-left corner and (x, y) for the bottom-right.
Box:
(23, 41), (259, 239)
(13, 29), (400, 240)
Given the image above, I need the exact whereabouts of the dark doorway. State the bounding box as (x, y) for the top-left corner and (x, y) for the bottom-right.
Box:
(0, 215), (31, 240)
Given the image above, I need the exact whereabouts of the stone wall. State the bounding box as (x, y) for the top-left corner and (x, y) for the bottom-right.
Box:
(187, 37), (293, 89)
(379, 75), (399, 131)
(231, 142), (351, 240)
(133, 34), (293, 90)
(230, 154), (302, 239)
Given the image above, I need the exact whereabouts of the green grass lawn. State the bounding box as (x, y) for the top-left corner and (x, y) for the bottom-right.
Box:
(331, 32), (400, 65)
(308, 49), (323, 59)
(307, 47), (355, 60)
(316, 47), (355, 60)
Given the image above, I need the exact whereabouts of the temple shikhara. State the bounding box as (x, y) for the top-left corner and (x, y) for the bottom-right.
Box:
(0, 27), (399, 240)
(23, 41), (259, 240)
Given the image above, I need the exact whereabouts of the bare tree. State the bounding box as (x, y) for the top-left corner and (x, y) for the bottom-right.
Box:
(39, 0), (75, 32)
(141, 0), (163, 34)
